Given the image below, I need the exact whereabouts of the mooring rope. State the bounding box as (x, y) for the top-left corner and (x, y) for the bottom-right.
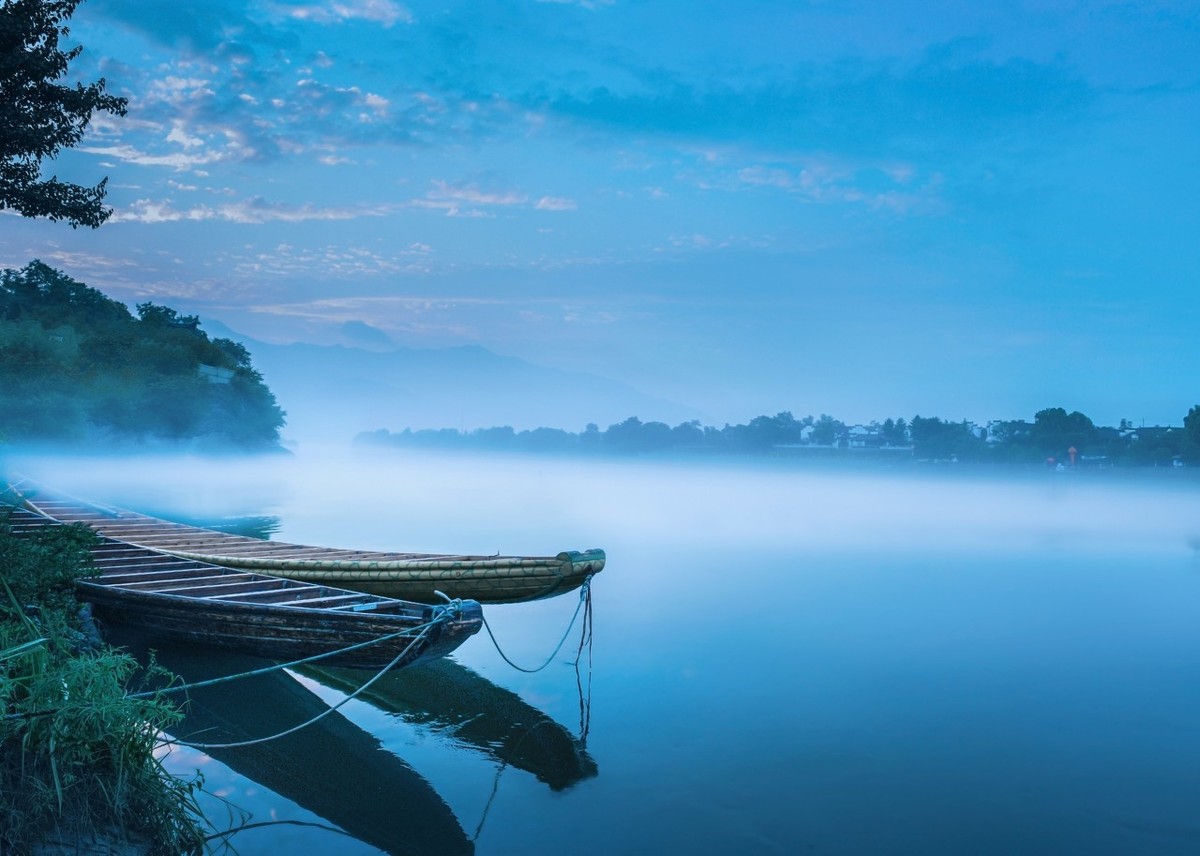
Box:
(469, 579), (597, 843)
(574, 577), (595, 745)
(132, 606), (461, 700)
(164, 631), (428, 751)
(161, 602), (465, 751)
(2, 601), (464, 729)
(480, 575), (593, 674)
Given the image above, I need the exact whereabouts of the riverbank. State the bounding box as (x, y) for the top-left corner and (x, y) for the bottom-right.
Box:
(0, 513), (205, 855)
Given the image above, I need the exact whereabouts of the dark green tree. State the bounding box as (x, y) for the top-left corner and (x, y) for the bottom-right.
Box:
(0, 0), (127, 227)
(1185, 406), (1200, 447)
(671, 419), (705, 449)
(1031, 407), (1096, 456)
(909, 416), (985, 460)
(880, 417), (909, 446)
(0, 262), (286, 447)
(810, 414), (845, 446)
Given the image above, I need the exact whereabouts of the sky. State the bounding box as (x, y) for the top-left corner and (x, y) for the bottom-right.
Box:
(3, 0), (1199, 429)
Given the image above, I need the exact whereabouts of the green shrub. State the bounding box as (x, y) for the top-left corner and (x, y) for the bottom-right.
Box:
(0, 517), (205, 855)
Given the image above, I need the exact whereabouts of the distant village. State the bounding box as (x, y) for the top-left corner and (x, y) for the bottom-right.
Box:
(358, 407), (1200, 468)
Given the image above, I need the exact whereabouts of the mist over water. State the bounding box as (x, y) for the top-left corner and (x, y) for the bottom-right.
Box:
(11, 447), (1200, 558)
(9, 448), (1200, 854)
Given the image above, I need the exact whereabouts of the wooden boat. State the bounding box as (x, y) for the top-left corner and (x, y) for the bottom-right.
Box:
(16, 488), (605, 604)
(2, 505), (483, 670)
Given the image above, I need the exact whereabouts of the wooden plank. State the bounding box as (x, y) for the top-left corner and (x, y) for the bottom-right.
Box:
(100, 568), (243, 585)
(155, 579), (295, 598)
(111, 574), (258, 592)
(93, 555), (203, 567)
(198, 587), (331, 604)
(274, 593), (384, 608)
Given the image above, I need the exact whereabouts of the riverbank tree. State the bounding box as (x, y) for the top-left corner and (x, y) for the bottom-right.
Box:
(0, 261), (286, 450)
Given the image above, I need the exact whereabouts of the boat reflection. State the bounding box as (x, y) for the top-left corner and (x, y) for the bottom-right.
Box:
(118, 633), (473, 856)
(297, 658), (598, 791)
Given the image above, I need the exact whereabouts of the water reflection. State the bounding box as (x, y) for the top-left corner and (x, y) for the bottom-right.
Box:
(297, 658), (598, 792)
(116, 632), (472, 856)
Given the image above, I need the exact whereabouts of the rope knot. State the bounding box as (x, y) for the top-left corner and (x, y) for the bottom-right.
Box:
(433, 590), (463, 622)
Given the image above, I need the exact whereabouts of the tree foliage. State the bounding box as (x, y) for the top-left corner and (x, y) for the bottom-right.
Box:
(357, 404), (1200, 467)
(0, 0), (127, 228)
(1185, 405), (1200, 447)
(1031, 407), (1096, 456)
(909, 416), (984, 460)
(0, 260), (286, 448)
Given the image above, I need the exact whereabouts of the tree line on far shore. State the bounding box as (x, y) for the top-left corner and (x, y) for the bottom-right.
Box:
(356, 406), (1200, 467)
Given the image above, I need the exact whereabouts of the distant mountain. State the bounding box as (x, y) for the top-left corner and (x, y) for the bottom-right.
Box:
(200, 319), (705, 445)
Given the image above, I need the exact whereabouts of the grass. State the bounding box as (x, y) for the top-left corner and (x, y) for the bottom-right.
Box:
(0, 511), (207, 855)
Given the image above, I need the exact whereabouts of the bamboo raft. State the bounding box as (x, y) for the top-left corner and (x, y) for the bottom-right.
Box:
(2, 505), (483, 670)
(16, 489), (604, 604)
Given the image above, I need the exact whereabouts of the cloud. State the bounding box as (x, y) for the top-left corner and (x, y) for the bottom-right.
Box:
(79, 144), (232, 171)
(38, 250), (144, 272)
(111, 197), (400, 224)
(85, 66), (438, 170)
(412, 182), (579, 217)
(426, 181), (527, 207)
(220, 242), (438, 279)
(666, 149), (948, 214)
(534, 0), (614, 8)
(246, 295), (512, 331)
(165, 123), (205, 149)
(147, 76), (217, 107)
(535, 196), (578, 211)
(282, 0), (413, 27)
(411, 180), (531, 217)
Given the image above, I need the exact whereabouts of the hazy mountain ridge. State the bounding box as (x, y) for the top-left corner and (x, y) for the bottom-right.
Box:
(200, 319), (705, 444)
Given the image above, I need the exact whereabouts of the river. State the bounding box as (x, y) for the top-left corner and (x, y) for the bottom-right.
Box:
(19, 449), (1200, 854)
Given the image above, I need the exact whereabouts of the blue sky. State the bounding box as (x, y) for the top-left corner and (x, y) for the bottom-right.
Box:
(4, 0), (1199, 428)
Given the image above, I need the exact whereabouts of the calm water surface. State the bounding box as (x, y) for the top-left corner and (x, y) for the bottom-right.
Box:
(22, 450), (1200, 854)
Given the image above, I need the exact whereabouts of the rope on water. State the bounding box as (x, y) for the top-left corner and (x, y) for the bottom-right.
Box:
(470, 583), (598, 842)
(480, 575), (593, 674)
(574, 577), (594, 744)
(471, 759), (508, 842)
(470, 716), (571, 842)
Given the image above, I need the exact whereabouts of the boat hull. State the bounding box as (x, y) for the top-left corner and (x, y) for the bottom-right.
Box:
(78, 580), (482, 670)
(4, 505), (483, 670)
(174, 548), (605, 603)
